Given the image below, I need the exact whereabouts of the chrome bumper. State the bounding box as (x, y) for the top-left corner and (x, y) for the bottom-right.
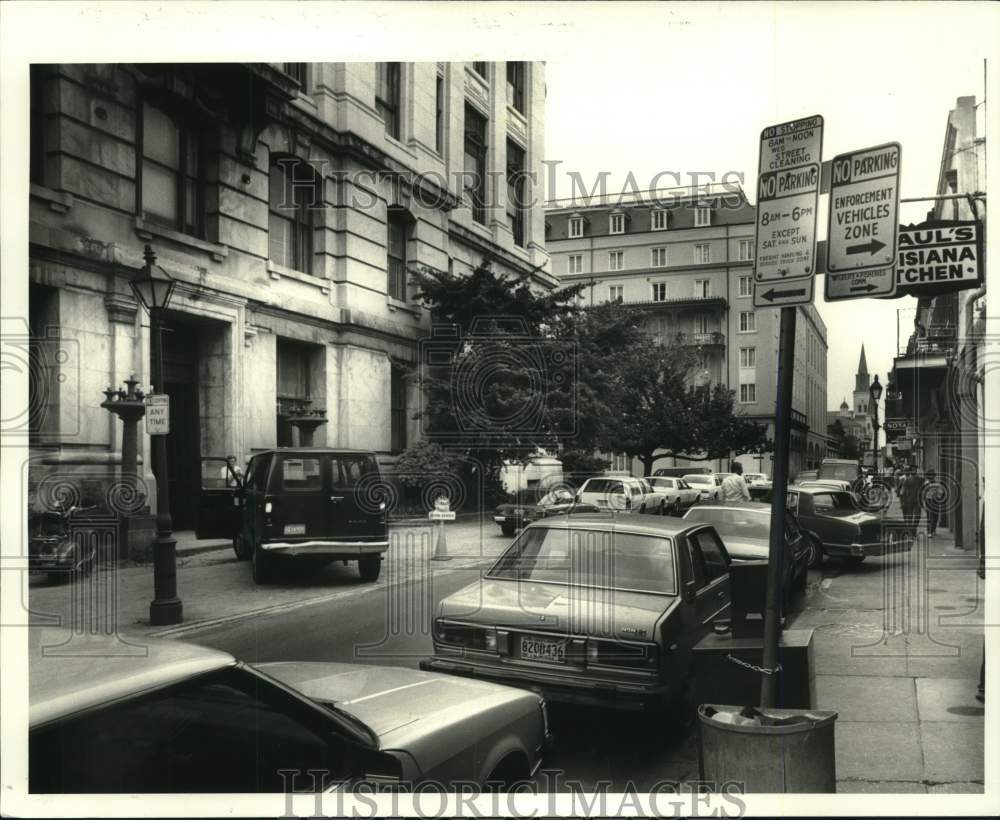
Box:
(261, 540), (389, 557)
(826, 539), (912, 557)
(419, 654), (668, 711)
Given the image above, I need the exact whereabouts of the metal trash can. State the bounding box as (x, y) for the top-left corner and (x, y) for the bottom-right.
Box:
(698, 704), (837, 793)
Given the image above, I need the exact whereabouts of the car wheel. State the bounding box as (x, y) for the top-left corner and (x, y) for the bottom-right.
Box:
(500, 524), (516, 537)
(233, 531), (251, 561)
(358, 557), (382, 582)
(805, 535), (823, 569)
(252, 541), (275, 584)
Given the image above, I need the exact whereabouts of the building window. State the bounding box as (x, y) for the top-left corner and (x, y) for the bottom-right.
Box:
(391, 367), (408, 453)
(375, 62), (401, 139)
(694, 279), (711, 298)
(435, 75), (445, 154)
(463, 104), (488, 224)
(695, 205), (711, 227)
(609, 285), (624, 303)
(140, 100), (204, 238)
(387, 209), (408, 301)
(569, 217), (584, 238)
(283, 63), (308, 90)
(739, 310), (756, 333)
(694, 243), (711, 264)
(471, 62), (488, 78)
(506, 61), (525, 114)
(567, 254), (583, 274)
(738, 275), (752, 297)
(651, 282), (667, 302)
(651, 209), (668, 231)
(651, 247), (667, 268)
(740, 346), (756, 368)
(268, 155), (319, 274)
(276, 339), (313, 446)
(694, 313), (710, 334)
(740, 383), (757, 403)
(738, 238), (754, 261)
(506, 140), (526, 247)
(608, 250), (624, 271)
(609, 213), (625, 235)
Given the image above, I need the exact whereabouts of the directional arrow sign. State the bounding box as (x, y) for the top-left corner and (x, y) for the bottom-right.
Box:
(825, 265), (896, 302)
(754, 273), (814, 308)
(827, 142), (901, 273)
(753, 115), (823, 297)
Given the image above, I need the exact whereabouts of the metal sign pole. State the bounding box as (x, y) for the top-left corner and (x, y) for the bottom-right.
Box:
(760, 305), (796, 708)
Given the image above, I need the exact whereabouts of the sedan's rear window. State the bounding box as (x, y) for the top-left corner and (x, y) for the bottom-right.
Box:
(581, 479), (623, 495)
(683, 475), (712, 486)
(489, 527), (676, 595)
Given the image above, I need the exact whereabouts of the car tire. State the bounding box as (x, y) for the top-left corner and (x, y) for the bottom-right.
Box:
(252, 541), (275, 584)
(358, 557), (382, 582)
(805, 534), (823, 569)
(233, 531), (251, 561)
(500, 524), (516, 537)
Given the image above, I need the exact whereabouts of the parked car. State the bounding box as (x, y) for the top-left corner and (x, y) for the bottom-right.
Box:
(787, 485), (909, 566)
(493, 487), (599, 537)
(742, 472), (768, 486)
(797, 478), (854, 494)
(221, 448), (391, 584)
(792, 469), (819, 484)
(818, 458), (862, 485)
(644, 476), (699, 515)
(29, 628), (549, 793)
(682, 502), (816, 593)
(421, 514), (732, 722)
(654, 466), (711, 478)
(576, 476), (668, 514)
(682, 473), (723, 503)
(748, 481), (773, 503)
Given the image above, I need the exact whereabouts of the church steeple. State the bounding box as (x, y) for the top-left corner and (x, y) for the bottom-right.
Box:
(855, 344), (870, 392)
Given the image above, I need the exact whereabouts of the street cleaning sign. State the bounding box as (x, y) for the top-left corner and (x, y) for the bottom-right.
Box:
(892, 221), (983, 296)
(826, 142), (901, 273)
(145, 394), (169, 435)
(754, 115), (823, 308)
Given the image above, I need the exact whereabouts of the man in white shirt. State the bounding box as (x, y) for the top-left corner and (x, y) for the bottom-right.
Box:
(720, 461), (751, 502)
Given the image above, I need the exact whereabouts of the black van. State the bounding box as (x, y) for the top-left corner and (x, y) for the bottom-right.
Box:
(212, 449), (389, 584)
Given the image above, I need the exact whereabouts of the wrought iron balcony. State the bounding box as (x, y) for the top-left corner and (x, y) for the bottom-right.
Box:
(674, 331), (726, 347)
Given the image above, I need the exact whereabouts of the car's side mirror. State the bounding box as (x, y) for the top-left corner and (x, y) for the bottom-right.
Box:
(684, 580), (698, 602)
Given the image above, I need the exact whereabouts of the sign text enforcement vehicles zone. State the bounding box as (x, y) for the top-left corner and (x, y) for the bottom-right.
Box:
(754, 115), (823, 308)
(824, 142), (901, 304)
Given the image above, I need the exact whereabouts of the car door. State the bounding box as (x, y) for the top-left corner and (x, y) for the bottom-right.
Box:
(329, 454), (387, 541)
(243, 453), (272, 550)
(195, 456), (241, 540)
(683, 526), (732, 631)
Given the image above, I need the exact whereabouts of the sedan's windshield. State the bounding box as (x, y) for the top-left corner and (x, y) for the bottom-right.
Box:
(488, 527), (677, 595)
(684, 475), (711, 486)
(684, 508), (770, 539)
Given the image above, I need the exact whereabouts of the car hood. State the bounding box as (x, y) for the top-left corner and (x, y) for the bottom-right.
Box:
(258, 662), (534, 752)
(440, 577), (677, 641)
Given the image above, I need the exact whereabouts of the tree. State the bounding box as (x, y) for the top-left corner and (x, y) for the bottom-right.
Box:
(611, 342), (772, 475)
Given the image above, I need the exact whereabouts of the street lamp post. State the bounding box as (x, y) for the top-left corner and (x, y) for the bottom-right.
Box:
(129, 245), (183, 626)
(869, 375), (883, 476)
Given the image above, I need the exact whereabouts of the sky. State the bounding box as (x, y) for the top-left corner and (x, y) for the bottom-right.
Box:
(539, 2), (992, 418)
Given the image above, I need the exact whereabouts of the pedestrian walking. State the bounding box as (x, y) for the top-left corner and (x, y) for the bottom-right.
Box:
(922, 469), (945, 536)
(898, 465), (924, 540)
(720, 461), (751, 502)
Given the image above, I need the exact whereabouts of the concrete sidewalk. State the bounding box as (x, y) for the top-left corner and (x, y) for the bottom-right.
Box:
(798, 523), (984, 793)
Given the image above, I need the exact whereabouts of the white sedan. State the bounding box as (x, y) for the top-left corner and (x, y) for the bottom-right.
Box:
(682, 473), (723, 503)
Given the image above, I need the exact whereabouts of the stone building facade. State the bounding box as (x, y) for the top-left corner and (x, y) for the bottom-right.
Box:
(28, 62), (550, 527)
(546, 185), (828, 478)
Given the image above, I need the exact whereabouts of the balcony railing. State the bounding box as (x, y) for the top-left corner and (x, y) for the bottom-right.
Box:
(675, 331), (726, 347)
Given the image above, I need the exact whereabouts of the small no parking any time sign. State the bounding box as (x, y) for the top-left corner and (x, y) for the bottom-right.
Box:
(145, 394), (170, 435)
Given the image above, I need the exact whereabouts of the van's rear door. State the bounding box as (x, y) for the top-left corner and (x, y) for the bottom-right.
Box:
(267, 454), (328, 541)
(328, 454), (386, 542)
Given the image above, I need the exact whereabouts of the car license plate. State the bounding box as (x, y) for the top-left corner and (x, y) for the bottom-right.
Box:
(283, 523), (306, 535)
(519, 636), (566, 663)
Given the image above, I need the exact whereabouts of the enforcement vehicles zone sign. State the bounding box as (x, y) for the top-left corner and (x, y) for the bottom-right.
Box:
(754, 115), (823, 308)
(824, 142), (901, 301)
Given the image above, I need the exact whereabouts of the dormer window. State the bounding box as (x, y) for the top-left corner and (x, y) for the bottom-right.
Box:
(695, 205), (712, 227)
(569, 216), (584, 238)
(609, 212), (625, 235)
(651, 209), (668, 231)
